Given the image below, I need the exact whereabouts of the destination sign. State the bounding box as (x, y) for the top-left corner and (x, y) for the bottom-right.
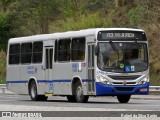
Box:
(98, 31), (146, 41)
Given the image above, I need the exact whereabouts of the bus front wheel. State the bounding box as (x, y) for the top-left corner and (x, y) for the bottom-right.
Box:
(117, 95), (131, 103)
(29, 81), (48, 101)
(75, 81), (89, 103)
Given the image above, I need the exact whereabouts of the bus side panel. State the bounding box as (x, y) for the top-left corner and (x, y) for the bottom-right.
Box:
(32, 65), (48, 95)
(53, 63), (88, 95)
(53, 63), (72, 95)
(7, 65), (28, 94)
(20, 64), (47, 95)
(7, 63), (49, 95)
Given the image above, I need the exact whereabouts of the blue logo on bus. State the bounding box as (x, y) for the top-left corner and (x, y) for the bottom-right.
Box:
(72, 63), (78, 72)
(125, 66), (131, 72)
(50, 83), (53, 90)
(27, 66), (37, 74)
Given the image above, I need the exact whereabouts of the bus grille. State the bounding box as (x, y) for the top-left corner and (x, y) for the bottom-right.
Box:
(112, 82), (136, 85)
(108, 75), (140, 80)
(115, 87), (134, 92)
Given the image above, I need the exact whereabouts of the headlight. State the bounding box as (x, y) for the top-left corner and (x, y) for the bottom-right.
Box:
(138, 76), (149, 85)
(97, 75), (111, 85)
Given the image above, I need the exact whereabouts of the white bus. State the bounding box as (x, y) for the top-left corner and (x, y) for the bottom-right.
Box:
(6, 28), (149, 103)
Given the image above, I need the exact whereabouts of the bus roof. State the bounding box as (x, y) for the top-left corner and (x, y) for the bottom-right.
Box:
(8, 28), (144, 44)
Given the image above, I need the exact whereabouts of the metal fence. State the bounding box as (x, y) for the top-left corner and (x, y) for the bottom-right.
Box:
(149, 86), (160, 92)
(0, 84), (6, 94)
(0, 84), (160, 94)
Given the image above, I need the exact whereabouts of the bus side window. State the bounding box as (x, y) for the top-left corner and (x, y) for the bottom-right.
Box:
(58, 39), (71, 62)
(9, 44), (20, 64)
(54, 40), (58, 62)
(21, 43), (32, 64)
(71, 37), (85, 61)
(32, 41), (43, 63)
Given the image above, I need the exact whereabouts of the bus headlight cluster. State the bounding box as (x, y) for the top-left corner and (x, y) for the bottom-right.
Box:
(138, 76), (149, 85)
(97, 75), (111, 85)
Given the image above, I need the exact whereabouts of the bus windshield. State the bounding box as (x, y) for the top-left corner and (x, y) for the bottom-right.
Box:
(97, 42), (148, 73)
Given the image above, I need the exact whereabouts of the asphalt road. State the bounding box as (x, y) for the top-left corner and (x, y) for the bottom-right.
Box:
(0, 94), (160, 111)
(0, 94), (160, 120)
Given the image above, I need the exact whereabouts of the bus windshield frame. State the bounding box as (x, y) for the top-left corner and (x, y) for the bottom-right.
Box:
(97, 42), (148, 73)
(97, 30), (148, 73)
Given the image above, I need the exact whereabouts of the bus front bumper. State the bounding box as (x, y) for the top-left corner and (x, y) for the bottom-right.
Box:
(95, 82), (149, 96)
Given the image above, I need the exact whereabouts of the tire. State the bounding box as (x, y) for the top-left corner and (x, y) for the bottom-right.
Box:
(75, 81), (89, 103)
(29, 81), (48, 101)
(67, 95), (76, 102)
(117, 95), (131, 103)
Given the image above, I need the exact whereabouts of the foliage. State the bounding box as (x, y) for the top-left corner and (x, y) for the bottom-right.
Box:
(55, 13), (102, 31)
(7, 0), (62, 35)
(0, 51), (6, 84)
(84, 0), (104, 11)
(0, 13), (13, 51)
(127, 6), (144, 27)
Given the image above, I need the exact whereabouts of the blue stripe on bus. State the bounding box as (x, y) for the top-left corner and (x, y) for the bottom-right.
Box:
(6, 79), (95, 84)
(52, 80), (72, 82)
(37, 80), (72, 83)
(82, 79), (94, 82)
(6, 80), (28, 83)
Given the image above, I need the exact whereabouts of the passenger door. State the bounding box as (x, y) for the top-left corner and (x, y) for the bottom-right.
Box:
(45, 47), (53, 93)
(87, 43), (95, 94)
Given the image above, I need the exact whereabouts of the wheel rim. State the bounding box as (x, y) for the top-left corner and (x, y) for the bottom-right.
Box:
(31, 84), (36, 98)
(76, 86), (83, 101)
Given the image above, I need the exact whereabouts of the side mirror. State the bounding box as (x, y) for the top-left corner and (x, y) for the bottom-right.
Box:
(95, 45), (99, 56)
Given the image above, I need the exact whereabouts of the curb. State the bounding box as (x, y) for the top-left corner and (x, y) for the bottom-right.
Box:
(131, 95), (160, 100)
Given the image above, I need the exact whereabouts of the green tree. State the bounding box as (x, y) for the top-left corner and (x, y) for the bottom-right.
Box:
(127, 6), (144, 27)
(11, 0), (62, 35)
(0, 13), (13, 51)
(0, 0), (12, 12)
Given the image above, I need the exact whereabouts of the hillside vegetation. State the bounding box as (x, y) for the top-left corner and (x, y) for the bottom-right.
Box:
(0, 0), (160, 85)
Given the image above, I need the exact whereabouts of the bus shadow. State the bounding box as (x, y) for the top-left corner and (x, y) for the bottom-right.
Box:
(18, 96), (147, 105)
(20, 99), (144, 105)
(20, 99), (115, 104)
(21, 99), (68, 103)
(87, 101), (145, 105)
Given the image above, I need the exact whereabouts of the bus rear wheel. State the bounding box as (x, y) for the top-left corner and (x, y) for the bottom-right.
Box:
(75, 81), (89, 103)
(29, 81), (48, 101)
(117, 95), (131, 103)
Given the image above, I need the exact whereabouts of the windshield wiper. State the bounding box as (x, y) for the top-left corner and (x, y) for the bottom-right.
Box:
(109, 41), (119, 53)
